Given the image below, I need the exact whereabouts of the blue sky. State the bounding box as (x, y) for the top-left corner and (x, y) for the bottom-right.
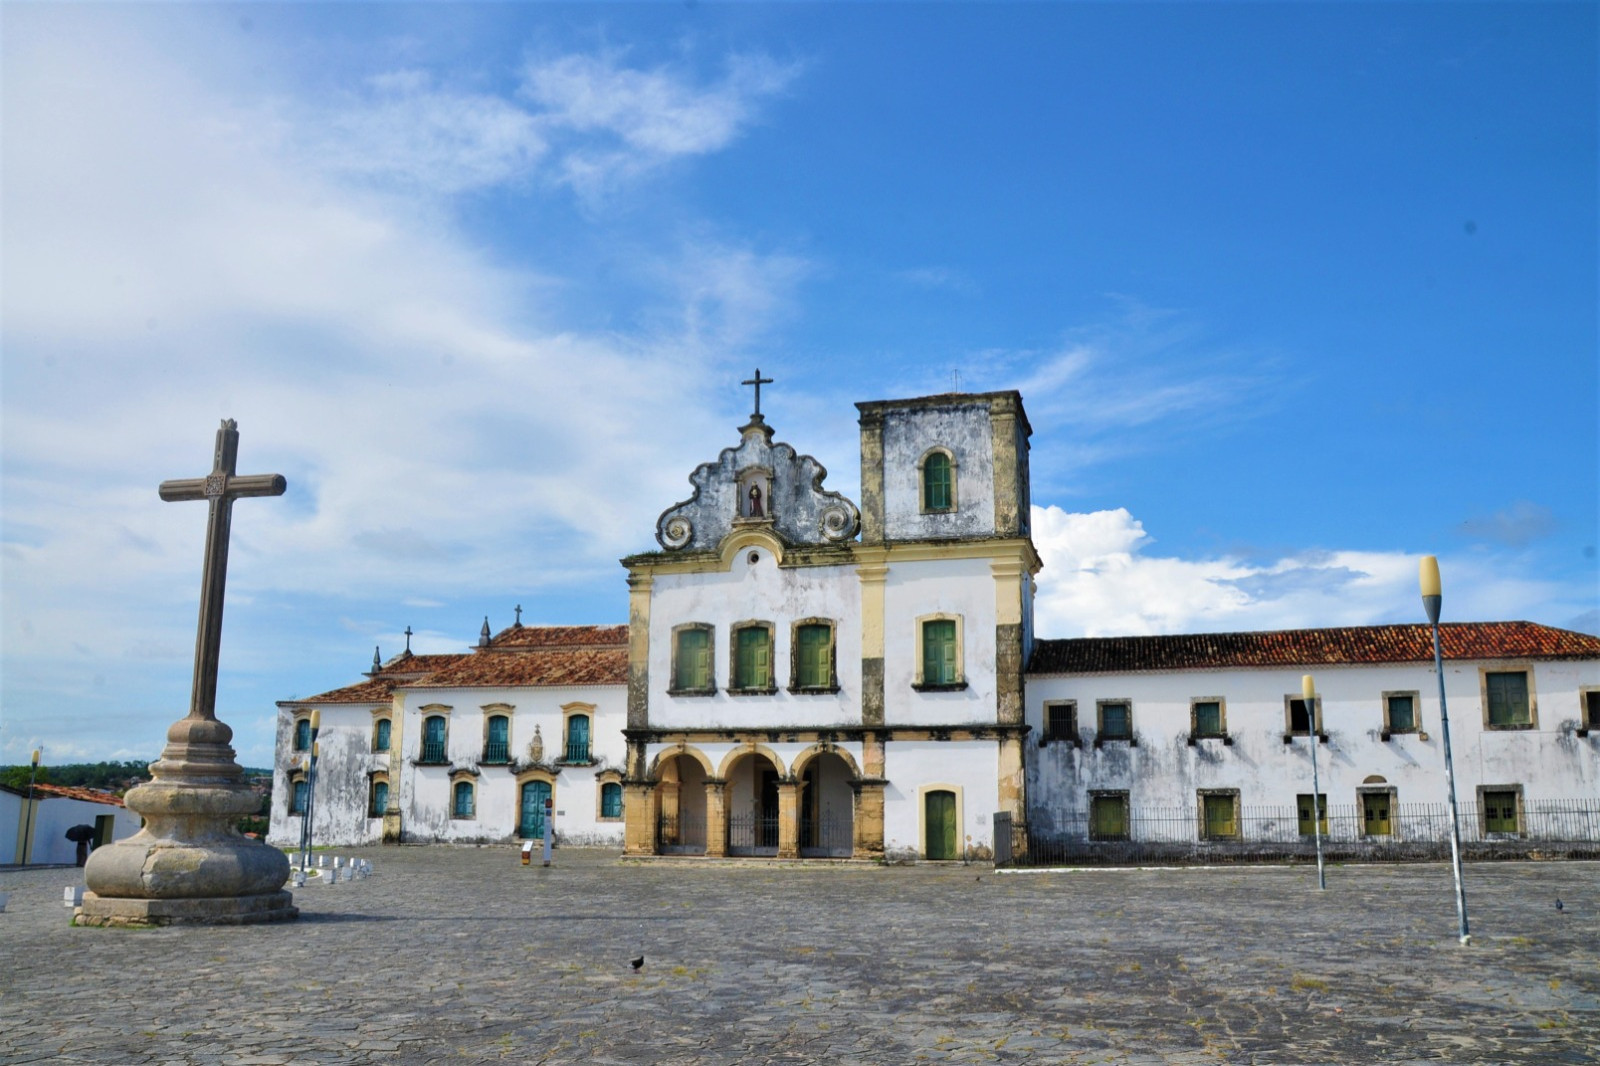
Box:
(2, 3), (1594, 768)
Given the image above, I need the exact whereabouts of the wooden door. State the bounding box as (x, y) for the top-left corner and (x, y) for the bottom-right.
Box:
(924, 790), (957, 859)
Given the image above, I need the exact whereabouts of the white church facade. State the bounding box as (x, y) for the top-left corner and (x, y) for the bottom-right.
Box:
(270, 389), (1600, 860)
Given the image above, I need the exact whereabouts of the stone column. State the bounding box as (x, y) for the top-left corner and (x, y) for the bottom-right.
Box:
(623, 783), (659, 856)
(852, 782), (886, 860)
(776, 781), (801, 859)
(704, 779), (728, 858)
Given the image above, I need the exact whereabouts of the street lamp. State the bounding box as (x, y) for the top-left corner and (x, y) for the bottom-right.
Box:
(1421, 555), (1470, 945)
(21, 749), (41, 866)
(1301, 676), (1326, 891)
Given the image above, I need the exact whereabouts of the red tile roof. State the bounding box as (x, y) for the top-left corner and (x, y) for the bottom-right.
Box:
(489, 624), (629, 649)
(284, 653), (470, 705)
(1028, 622), (1600, 675)
(410, 645), (628, 688)
(31, 783), (126, 806)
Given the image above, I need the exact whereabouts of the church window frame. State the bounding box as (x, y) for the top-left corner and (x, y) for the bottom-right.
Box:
(418, 707), (450, 765)
(451, 777), (477, 820)
(368, 774), (390, 818)
(481, 705), (513, 765)
(1188, 698), (1231, 745)
(729, 621), (778, 695)
(1381, 691), (1421, 740)
(596, 770), (625, 822)
(1095, 699), (1136, 747)
(789, 619), (839, 693)
(669, 624), (716, 696)
(1478, 784), (1523, 836)
(1481, 667), (1536, 730)
(561, 702), (596, 764)
(1089, 790), (1130, 841)
(293, 716), (312, 752)
(1580, 687), (1599, 737)
(287, 772), (309, 815)
(1282, 695), (1326, 743)
(1198, 789), (1241, 841)
(1041, 701), (1079, 746)
(913, 614), (967, 691)
(372, 715), (392, 753)
(919, 447), (957, 514)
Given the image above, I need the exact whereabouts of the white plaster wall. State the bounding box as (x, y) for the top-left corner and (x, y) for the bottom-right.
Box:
(882, 556), (998, 726)
(881, 404), (996, 541)
(2, 791), (140, 865)
(648, 552), (862, 729)
(1025, 657), (1600, 835)
(882, 740), (1001, 857)
(400, 684), (627, 846)
(268, 702), (392, 848)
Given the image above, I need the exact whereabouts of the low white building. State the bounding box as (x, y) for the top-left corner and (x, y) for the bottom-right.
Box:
(272, 386), (1600, 860)
(3, 783), (141, 866)
(270, 626), (628, 849)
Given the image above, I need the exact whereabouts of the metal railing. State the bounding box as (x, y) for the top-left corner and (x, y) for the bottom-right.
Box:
(727, 808), (780, 855)
(799, 806), (853, 857)
(418, 739), (448, 764)
(657, 813), (706, 854)
(563, 738), (591, 763)
(481, 738), (509, 764)
(1006, 799), (1600, 867)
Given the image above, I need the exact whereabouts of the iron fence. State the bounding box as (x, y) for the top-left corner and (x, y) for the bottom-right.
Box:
(1007, 799), (1600, 867)
(727, 808), (780, 855)
(799, 805), (853, 857)
(657, 812), (706, 854)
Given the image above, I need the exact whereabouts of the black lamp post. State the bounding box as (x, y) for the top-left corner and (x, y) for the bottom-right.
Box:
(21, 748), (41, 866)
(1301, 675), (1326, 890)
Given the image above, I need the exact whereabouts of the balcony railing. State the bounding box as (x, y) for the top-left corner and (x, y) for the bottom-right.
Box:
(482, 738), (510, 764)
(418, 739), (448, 765)
(562, 738), (591, 763)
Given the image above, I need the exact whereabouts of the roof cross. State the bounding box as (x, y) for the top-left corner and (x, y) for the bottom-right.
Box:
(404, 626), (413, 654)
(158, 420), (286, 721)
(741, 368), (774, 418)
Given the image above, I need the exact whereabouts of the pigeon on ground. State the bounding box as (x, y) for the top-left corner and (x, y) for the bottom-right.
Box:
(1555, 899), (1564, 911)
(630, 955), (645, 971)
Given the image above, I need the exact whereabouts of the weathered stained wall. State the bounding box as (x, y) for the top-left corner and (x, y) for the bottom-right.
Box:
(1024, 658), (1600, 837)
(880, 403), (996, 541)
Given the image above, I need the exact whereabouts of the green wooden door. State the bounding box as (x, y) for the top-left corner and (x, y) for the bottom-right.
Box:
(520, 781), (551, 838)
(924, 790), (957, 860)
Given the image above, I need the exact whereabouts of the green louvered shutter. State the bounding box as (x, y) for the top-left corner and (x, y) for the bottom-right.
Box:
(923, 620), (957, 685)
(797, 624), (831, 688)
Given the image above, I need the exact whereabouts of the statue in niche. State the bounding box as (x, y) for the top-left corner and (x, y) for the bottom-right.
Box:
(748, 483), (764, 518)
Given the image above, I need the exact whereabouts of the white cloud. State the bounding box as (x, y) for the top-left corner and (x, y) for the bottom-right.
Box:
(1031, 505), (1570, 638)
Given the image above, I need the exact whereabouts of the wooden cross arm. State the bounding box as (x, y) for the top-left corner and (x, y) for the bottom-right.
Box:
(159, 473), (288, 502)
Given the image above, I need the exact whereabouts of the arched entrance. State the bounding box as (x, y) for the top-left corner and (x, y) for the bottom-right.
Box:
(656, 753), (707, 854)
(799, 752), (855, 858)
(725, 752), (782, 856)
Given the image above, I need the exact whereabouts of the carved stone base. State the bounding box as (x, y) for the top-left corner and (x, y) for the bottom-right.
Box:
(81, 714), (295, 925)
(76, 890), (297, 927)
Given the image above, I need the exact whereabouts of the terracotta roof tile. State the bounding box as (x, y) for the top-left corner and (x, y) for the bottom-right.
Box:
(411, 646), (628, 688)
(284, 653), (471, 705)
(488, 624), (629, 649)
(32, 783), (126, 807)
(1028, 622), (1600, 675)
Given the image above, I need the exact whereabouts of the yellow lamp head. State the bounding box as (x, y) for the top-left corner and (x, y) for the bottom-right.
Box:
(310, 710), (321, 731)
(1301, 674), (1315, 702)
(1419, 555), (1441, 598)
(31, 748), (41, 767)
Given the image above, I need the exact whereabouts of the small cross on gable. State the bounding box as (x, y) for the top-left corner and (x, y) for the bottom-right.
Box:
(741, 368), (774, 418)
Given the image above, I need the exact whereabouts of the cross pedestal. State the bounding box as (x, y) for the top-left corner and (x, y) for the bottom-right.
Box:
(80, 420), (297, 926)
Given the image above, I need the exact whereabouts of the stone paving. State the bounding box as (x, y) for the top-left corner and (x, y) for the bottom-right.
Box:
(1, 849), (1596, 1064)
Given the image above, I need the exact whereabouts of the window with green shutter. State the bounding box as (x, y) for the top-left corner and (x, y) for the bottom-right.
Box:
(1098, 701), (1132, 741)
(1482, 789), (1519, 834)
(1192, 700), (1225, 739)
(922, 451), (953, 512)
(1090, 793), (1129, 841)
(795, 623), (833, 689)
(373, 717), (391, 752)
(733, 626), (773, 690)
(1297, 793), (1328, 836)
(600, 781), (623, 819)
(1385, 693), (1416, 734)
(921, 619), (959, 686)
(1485, 671), (1531, 727)
(673, 627), (713, 692)
(1201, 793), (1238, 840)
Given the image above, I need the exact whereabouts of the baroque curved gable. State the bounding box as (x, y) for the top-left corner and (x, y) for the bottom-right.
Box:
(655, 419), (860, 552)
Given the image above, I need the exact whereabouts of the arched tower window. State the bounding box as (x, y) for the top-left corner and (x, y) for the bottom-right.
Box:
(921, 450), (955, 513)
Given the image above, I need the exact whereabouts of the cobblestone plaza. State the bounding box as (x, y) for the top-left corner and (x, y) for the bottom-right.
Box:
(2, 849), (1596, 1064)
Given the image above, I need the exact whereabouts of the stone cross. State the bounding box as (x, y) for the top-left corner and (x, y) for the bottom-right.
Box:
(742, 368), (774, 418)
(158, 420), (286, 722)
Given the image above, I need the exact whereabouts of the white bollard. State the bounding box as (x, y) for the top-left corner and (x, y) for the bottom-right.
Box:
(64, 886), (84, 907)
